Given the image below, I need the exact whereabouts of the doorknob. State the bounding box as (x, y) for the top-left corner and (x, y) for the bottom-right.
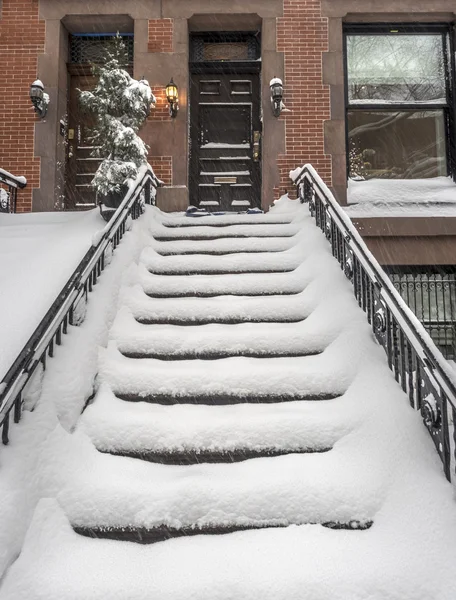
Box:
(253, 131), (261, 162)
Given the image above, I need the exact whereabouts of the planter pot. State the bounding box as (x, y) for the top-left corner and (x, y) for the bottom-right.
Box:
(98, 184), (129, 222)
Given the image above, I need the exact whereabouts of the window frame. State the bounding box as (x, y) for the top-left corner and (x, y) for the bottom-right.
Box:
(343, 23), (456, 181)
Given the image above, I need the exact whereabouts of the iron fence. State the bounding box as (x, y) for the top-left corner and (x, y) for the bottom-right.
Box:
(292, 164), (456, 483)
(0, 168), (27, 213)
(0, 166), (160, 444)
(386, 268), (456, 361)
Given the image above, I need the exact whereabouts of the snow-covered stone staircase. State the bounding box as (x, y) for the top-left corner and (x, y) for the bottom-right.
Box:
(3, 199), (456, 599)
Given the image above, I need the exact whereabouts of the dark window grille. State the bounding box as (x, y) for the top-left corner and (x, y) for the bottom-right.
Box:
(69, 33), (134, 65)
(190, 33), (260, 62)
(386, 266), (456, 359)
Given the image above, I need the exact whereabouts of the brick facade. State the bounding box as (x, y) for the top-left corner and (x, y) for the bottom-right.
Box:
(276, 0), (331, 198)
(147, 19), (173, 53)
(148, 87), (171, 122)
(0, 0), (45, 212)
(148, 156), (172, 186)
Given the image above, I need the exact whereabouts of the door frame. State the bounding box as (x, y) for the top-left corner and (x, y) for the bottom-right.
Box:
(189, 60), (262, 210)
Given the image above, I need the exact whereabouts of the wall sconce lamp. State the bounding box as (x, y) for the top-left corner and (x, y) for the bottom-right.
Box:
(30, 80), (49, 119)
(270, 77), (284, 117)
(165, 78), (179, 118)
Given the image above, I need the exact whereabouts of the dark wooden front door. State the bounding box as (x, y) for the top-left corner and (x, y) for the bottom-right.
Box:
(190, 72), (261, 211)
(65, 75), (100, 209)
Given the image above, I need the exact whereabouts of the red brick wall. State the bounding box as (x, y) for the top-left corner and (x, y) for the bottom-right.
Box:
(0, 0), (45, 211)
(276, 0), (331, 198)
(148, 86), (171, 121)
(149, 156), (172, 185)
(148, 19), (173, 53)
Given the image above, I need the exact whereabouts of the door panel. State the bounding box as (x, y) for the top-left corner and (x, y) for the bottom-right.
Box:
(65, 75), (100, 210)
(190, 72), (261, 211)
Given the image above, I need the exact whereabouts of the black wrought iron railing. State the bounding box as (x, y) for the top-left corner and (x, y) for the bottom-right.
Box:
(386, 268), (456, 361)
(0, 165), (160, 443)
(0, 168), (27, 213)
(292, 164), (456, 483)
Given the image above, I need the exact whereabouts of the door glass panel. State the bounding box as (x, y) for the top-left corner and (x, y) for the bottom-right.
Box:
(347, 35), (446, 103)
(348, 110), (447, 178)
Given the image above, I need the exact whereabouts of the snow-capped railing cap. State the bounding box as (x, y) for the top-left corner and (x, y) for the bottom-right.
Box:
(0, 167), (27, 188)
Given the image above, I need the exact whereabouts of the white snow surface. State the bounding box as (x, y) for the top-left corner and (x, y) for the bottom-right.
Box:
(1, 198), (456, 599)
(346, 176), (456, 217)
(0, 209), (105, 380)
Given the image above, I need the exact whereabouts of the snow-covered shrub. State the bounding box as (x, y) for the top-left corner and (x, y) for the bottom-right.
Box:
(79, 35), (155, 198)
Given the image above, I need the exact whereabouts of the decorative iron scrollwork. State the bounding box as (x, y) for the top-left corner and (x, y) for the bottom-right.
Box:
(422, 393), (442, 430)
(325, 210), (332, 240)
(0, 188), (10, 212)
(373, 307), (387, 333)
(344, 254), (353, 280)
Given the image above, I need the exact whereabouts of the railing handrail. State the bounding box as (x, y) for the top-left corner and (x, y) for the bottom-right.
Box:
(292, 164), (456, 401)
(292, 164), (456, 481)
(0, 167), (27, 189)
(0, 164), (160, 440)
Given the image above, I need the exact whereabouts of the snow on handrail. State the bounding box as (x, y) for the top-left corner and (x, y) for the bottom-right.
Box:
(291, 163), (456, 483)
(0, 168), (27, 189)
(0, 165), (160, 444)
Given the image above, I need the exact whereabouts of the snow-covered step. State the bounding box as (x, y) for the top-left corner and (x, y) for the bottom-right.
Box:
(110, 307), (334, 360)
(121, 285), (312, 325)
(137, 262), (310, 297)
(97, 336), (358, 403)
(79, 385), (353, 463)
(140, 246), (301, 275)
(151, 236), (296, 255)
(160, 214), (294, 227)
(53, 442), (380, 535)
(151, 223), (301, 241)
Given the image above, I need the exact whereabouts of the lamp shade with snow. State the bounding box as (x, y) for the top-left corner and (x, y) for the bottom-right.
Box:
(270, 77), (284, 117)
(165, 78), (179, 118)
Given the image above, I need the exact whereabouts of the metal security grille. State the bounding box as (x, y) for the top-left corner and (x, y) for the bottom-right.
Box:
(386, 267), (456, 360)
(69, 34), (134, 65)
(190, 33), (260, 62)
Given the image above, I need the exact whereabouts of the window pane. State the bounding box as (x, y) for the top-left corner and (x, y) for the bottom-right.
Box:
(348, 110), (446, 179)
(347, 35), (446, 103)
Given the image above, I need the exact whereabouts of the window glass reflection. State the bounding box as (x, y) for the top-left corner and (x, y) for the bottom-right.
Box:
(347, 35), (446, 103)
(348, 110), (446, 179)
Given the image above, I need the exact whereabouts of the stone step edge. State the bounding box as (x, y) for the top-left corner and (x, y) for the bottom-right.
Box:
(114, 392), (341, 405)
(74, 520), (373, 544)
(147, 268), (297, 276)
(136, 316), (306, 326)
(119, 349), (322, 361)
(97, 445), (331, 464)
(161, 221), (293, 228)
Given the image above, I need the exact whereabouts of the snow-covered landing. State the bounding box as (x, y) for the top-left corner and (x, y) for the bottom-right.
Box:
(346, 176), (456, 217)
(0, 210), (105, 380)
(2, 198), (456, 600)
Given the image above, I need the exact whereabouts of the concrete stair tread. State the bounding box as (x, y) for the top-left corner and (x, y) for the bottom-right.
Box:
(137, 263), (309, 296)
(121, 285), (312, 324)
(79, 386), (350, 457)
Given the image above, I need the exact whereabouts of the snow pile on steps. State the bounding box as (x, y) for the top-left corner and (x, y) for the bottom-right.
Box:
(2, 197), (456, 598)
(0, 216), (150, 578)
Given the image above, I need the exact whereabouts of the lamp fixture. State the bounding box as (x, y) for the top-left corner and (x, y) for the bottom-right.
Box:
(30, 80), (49, 119)
(165, 78), (179, 118)
(270, 76), (284, 118)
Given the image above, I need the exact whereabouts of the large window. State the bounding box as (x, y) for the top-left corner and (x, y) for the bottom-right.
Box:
(345, 26), (453, 180)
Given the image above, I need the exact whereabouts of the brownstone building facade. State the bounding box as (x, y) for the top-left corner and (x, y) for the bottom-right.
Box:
(2, 0), (456, 268)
